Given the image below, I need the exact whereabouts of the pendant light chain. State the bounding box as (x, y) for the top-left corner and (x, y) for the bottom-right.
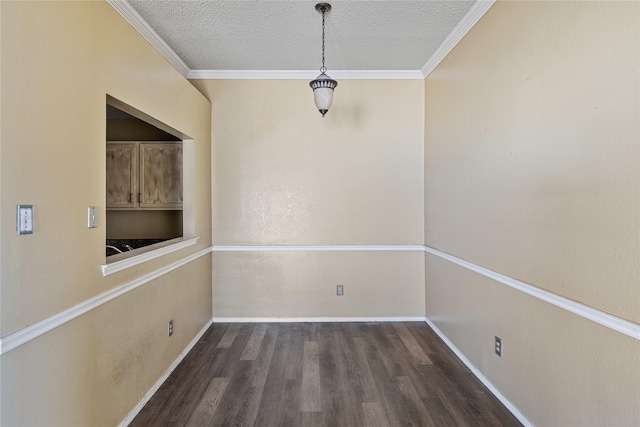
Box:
(309, 3), (337, 117)
(320, 8), (327, 74)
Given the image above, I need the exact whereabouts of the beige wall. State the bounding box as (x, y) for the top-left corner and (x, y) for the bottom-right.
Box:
(424, 1), (640, 425)
(213, 251), (425, 319)
(4, 1), (637, 425)
(0, 1), (212, 425)
(193, 79), (425, 318)
(106, 210), (182, 240)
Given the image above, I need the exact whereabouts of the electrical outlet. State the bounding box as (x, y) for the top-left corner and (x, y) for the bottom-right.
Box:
(168, 320), (174, 337)
(495, 336), (502, 357)
(336, 284), (344, 296)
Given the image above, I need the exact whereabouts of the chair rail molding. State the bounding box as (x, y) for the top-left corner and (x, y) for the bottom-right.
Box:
(0, 246), (213, 355)
(423, 245), (640, 341)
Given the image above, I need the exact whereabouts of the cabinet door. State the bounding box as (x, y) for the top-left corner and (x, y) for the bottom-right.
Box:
(139, 143), (183, 209)
(106, 143), (136, 208)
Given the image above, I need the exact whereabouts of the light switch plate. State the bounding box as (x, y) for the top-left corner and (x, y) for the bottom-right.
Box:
(87, 206), (98, 228)
(17, 205), (34, 235)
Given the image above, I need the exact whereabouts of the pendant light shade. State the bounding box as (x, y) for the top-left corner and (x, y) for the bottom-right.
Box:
(309, 3), (337, 117)
(310, 73), (337, 117)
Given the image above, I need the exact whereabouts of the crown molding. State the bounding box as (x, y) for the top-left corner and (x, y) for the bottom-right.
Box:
(421, 0), (495, 78)
(187, 69), (424, 80)
(110, 0), (491, 81)
(107, 0), (190, 77)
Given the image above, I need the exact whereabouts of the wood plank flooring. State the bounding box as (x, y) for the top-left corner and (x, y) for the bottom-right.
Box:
(131, 323), (521, 427)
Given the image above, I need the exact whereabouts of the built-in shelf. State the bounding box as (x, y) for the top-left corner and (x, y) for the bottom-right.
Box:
(101, 236), (198, 276)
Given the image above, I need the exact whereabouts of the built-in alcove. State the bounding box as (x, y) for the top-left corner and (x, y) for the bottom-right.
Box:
(105, 96), (194, 262)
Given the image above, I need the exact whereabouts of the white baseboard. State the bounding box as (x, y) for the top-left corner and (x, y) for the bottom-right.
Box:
(213, 317), (426, 323)
(118, 318), (213, 427)
(424, 318), (533, 427)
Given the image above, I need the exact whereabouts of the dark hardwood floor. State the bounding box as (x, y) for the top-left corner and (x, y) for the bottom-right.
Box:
(131, 322), (521, 427)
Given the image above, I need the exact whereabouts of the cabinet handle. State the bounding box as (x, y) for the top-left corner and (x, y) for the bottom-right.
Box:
(128, 193), (133, 203)
(138, 193), (142, 203)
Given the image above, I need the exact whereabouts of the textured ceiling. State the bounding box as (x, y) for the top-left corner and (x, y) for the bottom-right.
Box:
(126, 0), (476, 72)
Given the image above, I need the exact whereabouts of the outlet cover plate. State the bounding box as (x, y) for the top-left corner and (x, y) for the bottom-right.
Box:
(17, 205), (34, 235)
(495, 336), (502, 357)
(337, 285), (344, 296)
(87, 206), (98, 228)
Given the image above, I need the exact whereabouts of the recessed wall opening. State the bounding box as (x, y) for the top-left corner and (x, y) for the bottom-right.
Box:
(105, 95), (194, 261)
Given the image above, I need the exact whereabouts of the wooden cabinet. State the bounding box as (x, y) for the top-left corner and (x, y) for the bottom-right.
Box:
(106, 143), (136, 208)
(106, 141), (182, 210)
(139, 143), (183, 208)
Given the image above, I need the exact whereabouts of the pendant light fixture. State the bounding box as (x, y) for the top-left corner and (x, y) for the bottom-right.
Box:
(309, 3), (337, 117)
